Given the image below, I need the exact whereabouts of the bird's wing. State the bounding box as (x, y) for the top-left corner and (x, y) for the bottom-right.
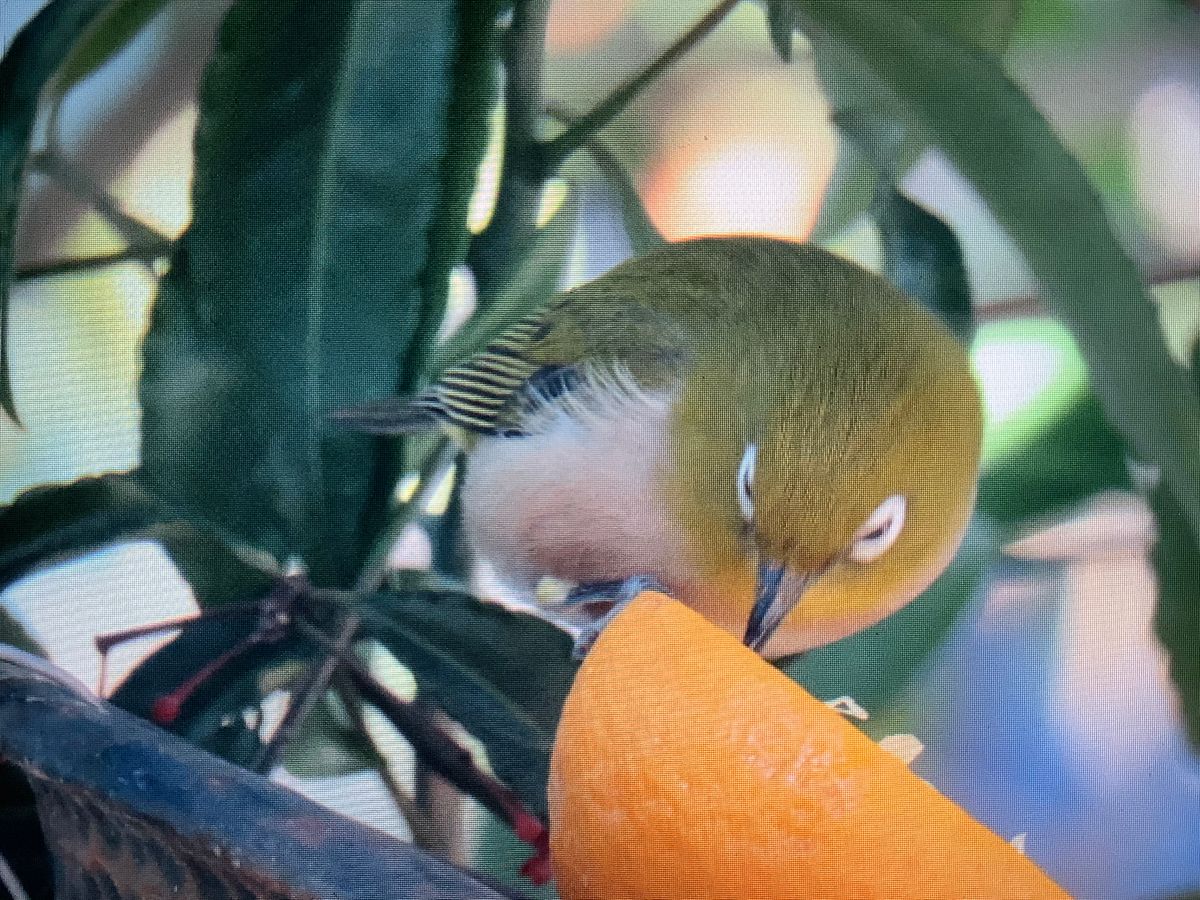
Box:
(336, 289), (690, 438)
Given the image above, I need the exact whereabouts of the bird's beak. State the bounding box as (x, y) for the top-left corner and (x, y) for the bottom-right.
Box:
(743, 559), (814, 654)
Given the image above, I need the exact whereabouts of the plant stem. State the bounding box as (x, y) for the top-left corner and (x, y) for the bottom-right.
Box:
(536, 0), (742, 170)
(252, 614), (361, 774)
(466, 0), (552, 303)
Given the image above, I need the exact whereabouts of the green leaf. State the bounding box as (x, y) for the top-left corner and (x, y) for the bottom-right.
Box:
(764, 1), (801, 61)
(784, 516), (1000, 717)
(873, 182), (974, 344)
(111, 608), (307, 766)
(54, 0), (171, 93)
(139, 0), (457, 586)
(0, 0), (111, 423)
(148, 521), (278, 609)
(0, 472), (162, 593)
(977, 389), (1132, 533)
(1149, 483), (1200, 749)
(792, 0), (1200, 563)
(364, 575), (578, 817)
(805, 0), (1018, 242)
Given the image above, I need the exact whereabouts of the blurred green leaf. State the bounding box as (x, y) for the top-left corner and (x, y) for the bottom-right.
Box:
(0, 472), (162, 593)
(873, 182), (974, 344)
(764, 0), (801, 61)
(806, 0), (1018, 241)
(1149, 482), (1200, 749)
(139, 0), (457, 586)
(432, 190), (580, 373)
(54, 0), (170, 93)
(792, 0), (1200, 560)
(282, 690), (376, 778)
(978, 389), (1132, 533)
(364, 575), (578, 817)
(785, 516), (1000, 718)
(0, 0), (110, 423)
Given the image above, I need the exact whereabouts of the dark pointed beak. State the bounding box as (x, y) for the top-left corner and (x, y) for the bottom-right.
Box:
(742, 559), (813, 654)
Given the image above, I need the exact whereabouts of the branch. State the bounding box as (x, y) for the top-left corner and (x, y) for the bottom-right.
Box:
(14, 241), (173, 282)
(252, 614), (361, 774)
(535, 0), (741, 170)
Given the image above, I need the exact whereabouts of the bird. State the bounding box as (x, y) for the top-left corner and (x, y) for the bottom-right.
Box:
(336, 236), (983, 658)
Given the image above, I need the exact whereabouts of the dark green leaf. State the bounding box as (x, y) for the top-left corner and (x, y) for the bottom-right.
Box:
(792, 0), (1200, 559)
(0, 472), (162, 593)
(784, 516), (999, 717)
(139, 0), (457, 586)
(977, 390), (1132, 533)
(1149, 483), (1200, 749)
(148, 521), (277, 609)
(364, 575), (578, 817)
(0, 0), (110, 423)
(54, 0), (171, 93)
(873, 182), (974, 344)
(281, 690), (376, 778)
(111, 608), (307, 766)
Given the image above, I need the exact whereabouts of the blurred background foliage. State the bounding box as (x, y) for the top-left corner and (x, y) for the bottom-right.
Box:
(1, 0), (1199, 897)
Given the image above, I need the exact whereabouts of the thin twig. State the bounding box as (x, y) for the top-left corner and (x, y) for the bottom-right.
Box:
(304, 623), (544, 840)
(252, 614), (361, 774)
(536, 0), (741, 170)
(14, 241), (174, 283)
(28, 150), (173, 249)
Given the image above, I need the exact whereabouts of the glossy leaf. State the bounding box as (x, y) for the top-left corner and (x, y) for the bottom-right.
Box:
(139, 0), (457, 586)
(785, 516), (1000, 717)
(54, 0), (171, 93)
(0, 472), (162, 594)
(364, 575), (578, 817)
(873, 181), (974, 344)
(0, 606), (40, 655)
(792, 0), (1200, 554)
(111, 607), (306, 766)
(0, 0), (110, 422)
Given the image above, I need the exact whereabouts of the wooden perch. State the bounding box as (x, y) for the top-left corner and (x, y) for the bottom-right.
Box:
(0, 651), (525, 900)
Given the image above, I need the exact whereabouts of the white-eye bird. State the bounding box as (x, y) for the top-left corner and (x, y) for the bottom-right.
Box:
(339, 236), (983, 658)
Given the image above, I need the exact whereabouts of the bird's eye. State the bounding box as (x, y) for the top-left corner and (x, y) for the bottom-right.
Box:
(736, 443), (757, 522)
(848, 494), (907, 564)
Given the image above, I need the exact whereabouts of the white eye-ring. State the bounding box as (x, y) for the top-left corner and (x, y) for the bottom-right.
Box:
(848, 494), (907, 564)
(736, 443), (757, 522)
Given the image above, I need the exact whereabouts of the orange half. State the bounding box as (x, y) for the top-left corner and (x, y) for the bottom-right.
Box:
(548, 593), (1069, 900)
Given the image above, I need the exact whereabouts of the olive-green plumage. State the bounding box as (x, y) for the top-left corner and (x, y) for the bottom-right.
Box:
(341, 236), (983, 657)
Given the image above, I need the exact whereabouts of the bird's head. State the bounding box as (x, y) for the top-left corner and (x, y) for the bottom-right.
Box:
(665, 258), (983, 658)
